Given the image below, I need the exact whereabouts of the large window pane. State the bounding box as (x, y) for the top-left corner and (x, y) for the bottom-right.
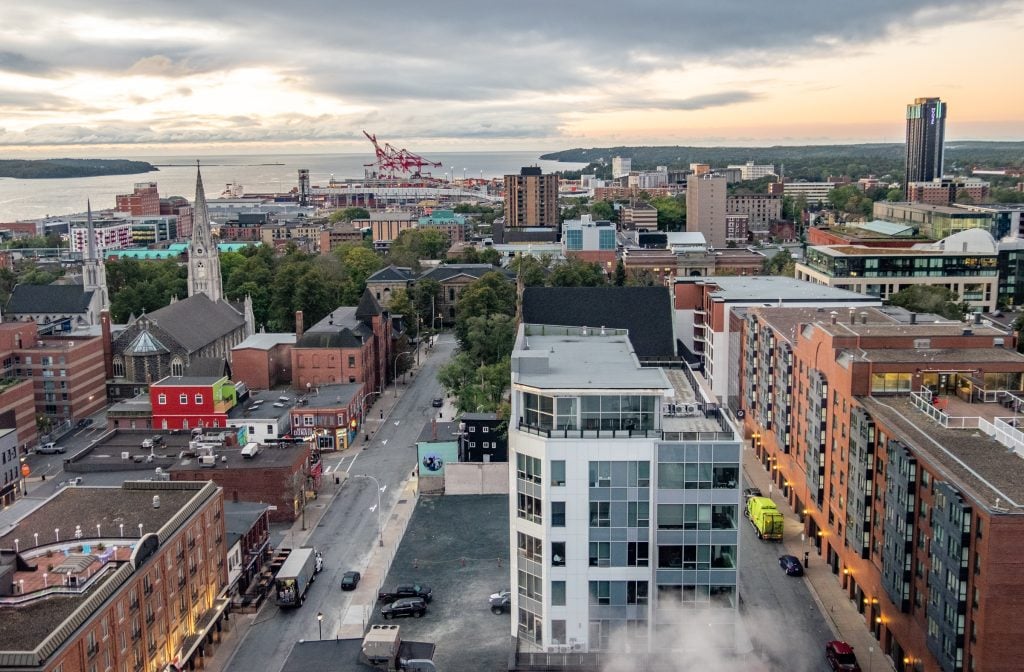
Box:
(658, 463), (684, 489)
(551, 582), (566, 606)
(657, 504), (684, 530)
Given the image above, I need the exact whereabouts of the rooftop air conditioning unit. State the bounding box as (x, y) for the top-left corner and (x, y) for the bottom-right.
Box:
(198, 455), (216, 468)
(121, 451), (130, 460)
(662, 403), (676, 416)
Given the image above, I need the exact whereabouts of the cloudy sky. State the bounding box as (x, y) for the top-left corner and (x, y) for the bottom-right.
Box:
(1, 0), (1022, 155)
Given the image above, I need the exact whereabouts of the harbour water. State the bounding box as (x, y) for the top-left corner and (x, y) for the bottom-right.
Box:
(0, 151), (587, 221)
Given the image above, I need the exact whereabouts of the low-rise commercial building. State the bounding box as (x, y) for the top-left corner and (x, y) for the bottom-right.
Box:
(225, 390), (294, 444)
(230, 333), (296, 391)
(620, 203), (659, 232)
(562, 215), (616, 271)
(874, 202), (1004, 240)
(150, 375), (239, 431)
(288, 383), (363, 451)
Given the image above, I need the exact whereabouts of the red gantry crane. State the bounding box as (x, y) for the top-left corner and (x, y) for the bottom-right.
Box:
(363, 130), (443, 179)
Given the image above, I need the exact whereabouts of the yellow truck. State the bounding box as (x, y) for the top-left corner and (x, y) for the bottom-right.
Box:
(746, 496), (784, 541)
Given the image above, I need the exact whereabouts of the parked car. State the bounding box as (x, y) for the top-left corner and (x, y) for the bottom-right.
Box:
(59, 476), (83, 487)
(431, 397), (444, 408)
(381, 597), (427, 619)
(76, 418), (94, 428)
(742, 487), (762, 504)
(37, 442), (65, 454)
(378, 583), (432, 604)
(489, 590), (511, 614)
(340, 571), (361, 591)
(825, 640), (861, 671)
(779, 554), (804, 576)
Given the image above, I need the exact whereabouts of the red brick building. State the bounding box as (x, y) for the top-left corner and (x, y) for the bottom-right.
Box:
(150, 375), (238, 431)
(230, 334), (296, 391)
(741, 306), (1024, 672)
(291, 290), (394, 395)
(116, 182), (161, 215)
(0, 481), (228, 672)
(171, 444), (313, 523)
(288, 383), (364, 451)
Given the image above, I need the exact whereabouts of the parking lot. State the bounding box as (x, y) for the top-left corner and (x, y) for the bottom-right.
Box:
(368, 494), (510, 671)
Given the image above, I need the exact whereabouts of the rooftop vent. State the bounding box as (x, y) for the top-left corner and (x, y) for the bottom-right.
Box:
(152, 495), (160, 509)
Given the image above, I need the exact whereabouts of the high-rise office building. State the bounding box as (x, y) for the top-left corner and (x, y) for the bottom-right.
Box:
(503, 167), (559, 233)
(685, 174), (728, 247)
(612, 156), (632, 179)
(904, 97), (947, 187)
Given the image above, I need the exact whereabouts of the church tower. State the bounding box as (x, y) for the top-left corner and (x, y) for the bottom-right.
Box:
(82, 200), (109, 315)
(187, 161), (223, 302)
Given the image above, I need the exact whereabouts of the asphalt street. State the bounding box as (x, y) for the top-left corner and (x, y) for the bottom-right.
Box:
(223, 334), (456, 672)
(738, 484), (836, 672)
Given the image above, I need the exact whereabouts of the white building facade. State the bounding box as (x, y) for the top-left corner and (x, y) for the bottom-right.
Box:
(509, 324), (741, 656)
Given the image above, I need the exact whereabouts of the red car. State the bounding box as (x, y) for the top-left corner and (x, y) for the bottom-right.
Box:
(825, 640), (861, 671)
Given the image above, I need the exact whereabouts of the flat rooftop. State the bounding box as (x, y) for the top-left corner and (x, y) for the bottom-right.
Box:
(170, 443), (306, 472)
(678, 275), (879, 304)
(858, 396), (1024, 512)
(227, 390), (295, 420)
(151, 375), (225, 387)
(233, 333), (296, 351)
(302, 383), (363, 409)
(513, 325), (672, 392)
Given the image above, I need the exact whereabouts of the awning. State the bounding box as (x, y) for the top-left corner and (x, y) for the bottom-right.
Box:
(176, 597), (230, 664)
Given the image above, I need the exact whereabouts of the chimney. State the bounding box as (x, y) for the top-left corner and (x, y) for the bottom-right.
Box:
(295, 310), (304, 341)
(860, 312), (868, 325)
(100, 309), (113, 379)
(974, 312), (982, 325)
(910, 312), (917, 325)
(830, 311), (838, 325)
(849, 309), (856, 325)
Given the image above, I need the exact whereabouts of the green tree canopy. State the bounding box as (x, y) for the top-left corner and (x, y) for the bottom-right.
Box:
(888, 285), (967, 321)
(762, 250), (796, 277)
(549, 258), (607, 287)
(329, 207), (370, 223)
(650, 195), (686, 231)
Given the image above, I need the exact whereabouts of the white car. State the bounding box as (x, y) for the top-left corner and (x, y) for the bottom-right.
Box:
(37, 442), (65, 454)
(59, 477), (83, 487)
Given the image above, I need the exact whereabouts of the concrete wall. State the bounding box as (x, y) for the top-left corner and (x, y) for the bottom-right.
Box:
(444, 462), (509, 495)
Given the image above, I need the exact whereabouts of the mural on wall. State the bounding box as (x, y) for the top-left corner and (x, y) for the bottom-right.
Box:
(416, 442), (458, 477)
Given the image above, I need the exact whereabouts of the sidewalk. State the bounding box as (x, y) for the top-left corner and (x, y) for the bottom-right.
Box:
(741, 447), (894, 671)
(206, 343), (437, 671)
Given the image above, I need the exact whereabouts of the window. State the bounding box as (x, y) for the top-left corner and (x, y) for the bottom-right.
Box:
(304, 415), (314, 426)
(157, 394), (167, 405)
(627, 581), (649, 605)
(552, 542), (565, 566)
(482, 426), (489, 433)
(551, 581), (566, 606)
(589, 542), (610, 567)
(170, 358), (184, 377)
(517, 532), (543, 562)
(589, 501), (610, 527)
(112, 357), (125, 377)
(627, 542), (649, 567)
(517, 493), (542, 524)
(516, 453), (542, 483)
(628, 461), (650, 487)
(195, 394), (204, 405)
(589, 461), (611, 487)
(552, 501), (565, 527)
(589, 581), (611, 605)
(179, 394), (188, 404)
(348, 355), (356, 368)
(551, 461), (566, 486)
(628, 501), (649, 527)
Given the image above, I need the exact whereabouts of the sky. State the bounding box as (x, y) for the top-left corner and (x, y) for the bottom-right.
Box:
(1, 0), (1023, 156)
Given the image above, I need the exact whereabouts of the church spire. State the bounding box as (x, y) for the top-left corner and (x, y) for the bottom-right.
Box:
(187, 160), (223, 302)
(82, 199), (108, 319)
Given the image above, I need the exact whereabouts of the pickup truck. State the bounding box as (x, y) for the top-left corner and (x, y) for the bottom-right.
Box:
(378, 583), (432, 604)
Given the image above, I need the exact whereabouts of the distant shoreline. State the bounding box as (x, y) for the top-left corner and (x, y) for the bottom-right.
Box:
(0, 158), (158, 180)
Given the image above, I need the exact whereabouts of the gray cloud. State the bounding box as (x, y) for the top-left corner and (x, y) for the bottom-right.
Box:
(0, 0), (1019, 146)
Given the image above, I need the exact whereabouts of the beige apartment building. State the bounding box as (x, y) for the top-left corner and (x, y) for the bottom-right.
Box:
(685, 174), (728, 247)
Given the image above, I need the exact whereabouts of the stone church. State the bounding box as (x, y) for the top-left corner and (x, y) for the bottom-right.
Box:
(108, 163), (254, 400)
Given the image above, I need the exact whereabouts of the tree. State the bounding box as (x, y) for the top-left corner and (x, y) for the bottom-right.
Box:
(886, 188), (904, 202)
(549, 258), (607, 287)
(613, 259), (627, 287)
(463, 313), (516, 365)
(329, 207), (369, 223)
(650, 195), (686, 231)
(762, 250), (796, 277)
(387, 288), (417, 335)
(590, 200), (615, 221)
(888, 285), (968, 321)
(478, 247), (502, 266)
(454, 272), (517, 346)
(409, 279), (442, 331)
(508, 254), (549, 287)
(335, 245), (384, 305)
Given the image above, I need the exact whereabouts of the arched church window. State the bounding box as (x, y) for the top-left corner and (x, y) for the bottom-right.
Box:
(171, 358), (184, 377)
(112, 357), (125, 378)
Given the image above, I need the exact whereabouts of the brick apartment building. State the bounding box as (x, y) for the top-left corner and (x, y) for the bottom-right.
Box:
(740, 306), (1024, 672)
(288, 383), (363, 451)
(116, 182), (161, 216)
(230, 334), (296, 390)
(0, 481), (228, 672)
(726, 194), (782, 227)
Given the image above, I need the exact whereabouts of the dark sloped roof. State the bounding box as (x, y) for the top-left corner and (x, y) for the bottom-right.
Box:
(522, 286), (676, 359)
(420, 264), (507, 282)
(5, 284), (94, 315)
(184, 356), (230, 378)
(296, 328), (364, 349)
(367, 265), (415, 282)
(146, 294), (245, 353)
(355, 288), (382, 321)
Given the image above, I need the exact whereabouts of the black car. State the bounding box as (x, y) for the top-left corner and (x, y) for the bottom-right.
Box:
(431, 397), (444, 408)
(379, 583), (432, 603)
(340, 571), (361, 591)
(381, 597), (426, 619)
(779, 554), (804, 576)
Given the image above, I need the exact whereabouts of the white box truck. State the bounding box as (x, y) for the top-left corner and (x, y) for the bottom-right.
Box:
(274, 547), (322, 608)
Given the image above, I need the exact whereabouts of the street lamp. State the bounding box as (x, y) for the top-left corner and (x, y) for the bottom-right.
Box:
(317, 611), (324, 640)
(393, 351), (414, 397)
(355, 474), (386, 547)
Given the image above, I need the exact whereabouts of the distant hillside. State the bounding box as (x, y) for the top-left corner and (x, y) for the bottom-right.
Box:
(0, 158), (157, 179)
(541, 141), (1024, 182)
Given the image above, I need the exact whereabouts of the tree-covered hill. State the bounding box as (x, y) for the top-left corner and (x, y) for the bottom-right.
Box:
(0, 158), (157, 179)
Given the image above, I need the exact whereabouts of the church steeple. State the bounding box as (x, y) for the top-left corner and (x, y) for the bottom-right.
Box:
(187, 161), (223, 302)
(82, 199), (108, 315)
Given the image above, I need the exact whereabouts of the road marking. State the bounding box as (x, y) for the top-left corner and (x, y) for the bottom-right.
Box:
(346, 451), (360, 474)
(381, 439), (388, 446)
(394, 420), (400, 426)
